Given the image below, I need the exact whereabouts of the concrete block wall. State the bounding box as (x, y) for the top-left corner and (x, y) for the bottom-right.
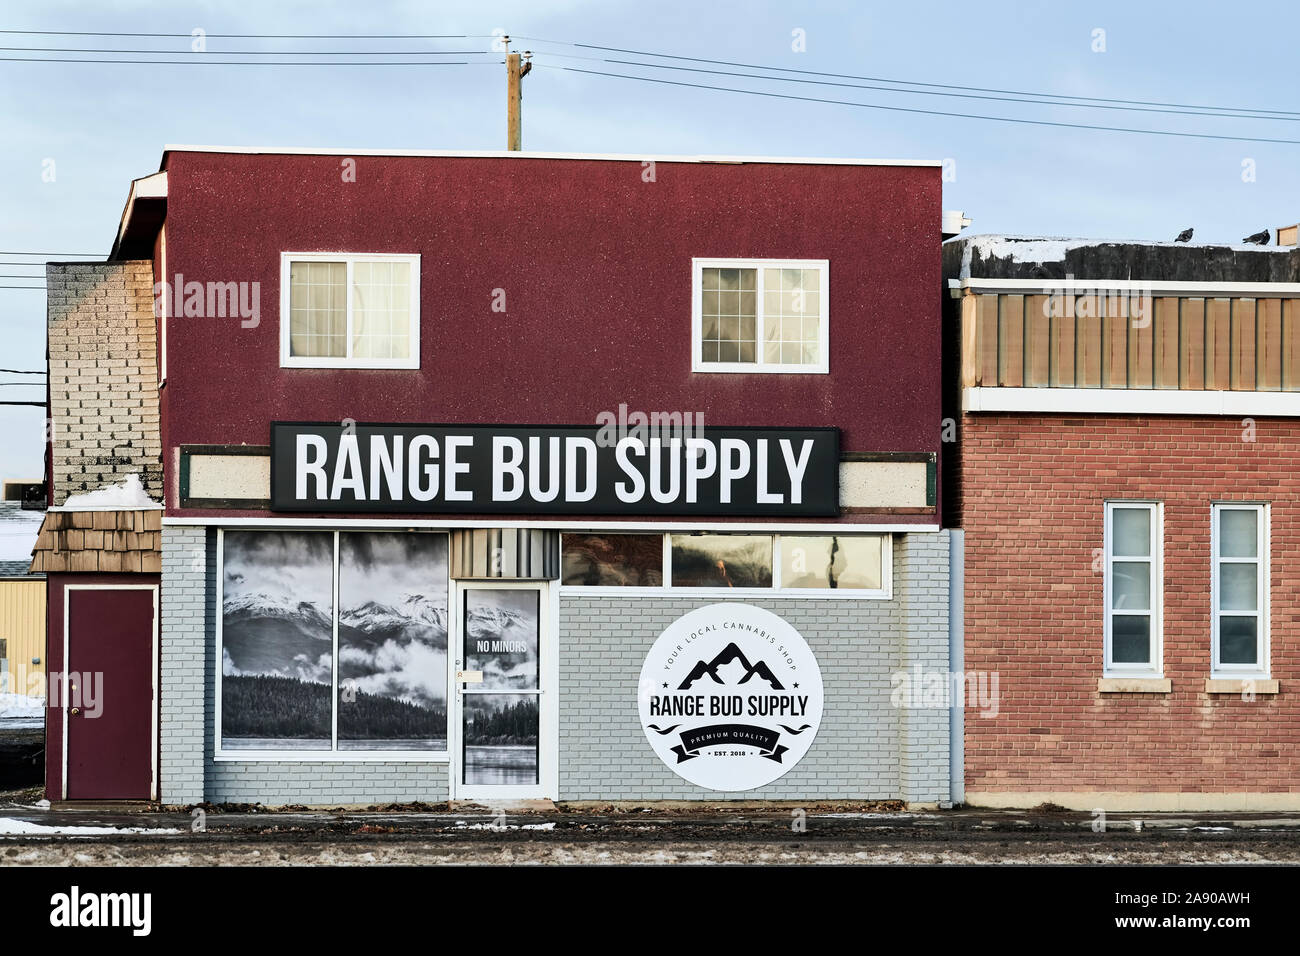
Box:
(46, 261), (162, 505)
(558, 531), (952, 802)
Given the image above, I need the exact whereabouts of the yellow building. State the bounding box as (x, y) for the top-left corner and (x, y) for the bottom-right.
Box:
(0, 500), (46, 698)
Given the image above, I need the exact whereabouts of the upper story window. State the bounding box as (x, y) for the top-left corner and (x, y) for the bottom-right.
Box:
(692, 258), (829, 374)
(280, 253), (420, 369)
(1211, 503), (1269, 678)
(1103, 501), (1162, 676)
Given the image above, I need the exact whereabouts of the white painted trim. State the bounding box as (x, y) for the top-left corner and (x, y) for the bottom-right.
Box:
(691, 257), (830, 374)
(1102, 501), (1163, 679)
(965, 386), (1300, 417)
(62, 584), (160, 802)
(112, 170), (168, 261)
(451, 580), (555, 802)
(279, 252), (421, 370)
(164, 145), (942, 167)
(166, 516), (939, 533)
(957, 277), (1300, 296)
(1210, 502), (1271, 680)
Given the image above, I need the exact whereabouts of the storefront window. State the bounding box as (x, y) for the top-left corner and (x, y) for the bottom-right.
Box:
(219, 529), (450, 756)
(670, 534), (773, 588)
(337, 532), (449, 751)
(561, 533), (663, 586)
(779, 535), (884, 590)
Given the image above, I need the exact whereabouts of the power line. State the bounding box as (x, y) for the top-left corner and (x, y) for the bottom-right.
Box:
(0, 30), (487, 38)
(519, 36), (1300, 120)
(0, 46), (493, 55)
(543, 65), (1300, 146)
(0, 56), (484, 65)
(0, 401), (45, 406)
(0, 369), (45, 375)
(0, 286), (46, 289)
(0, 252), (97, 256)
(564, 55), (1300, 123)
(0, 275), (46, 279)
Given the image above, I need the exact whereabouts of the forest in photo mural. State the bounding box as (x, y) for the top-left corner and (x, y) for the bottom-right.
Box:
(221, 530), (449, 751)
(337, 532), (448, 750)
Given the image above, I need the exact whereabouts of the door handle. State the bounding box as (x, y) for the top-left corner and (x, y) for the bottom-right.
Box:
(70, 707), (79, 716)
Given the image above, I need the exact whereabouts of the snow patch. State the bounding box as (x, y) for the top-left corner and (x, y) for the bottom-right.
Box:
(453, 821), (556, 831)
(0, 692), (44, 719)
(0, 818), (181, 836)
(59, 473), (159, 510)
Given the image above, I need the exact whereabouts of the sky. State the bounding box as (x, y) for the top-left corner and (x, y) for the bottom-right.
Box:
(2, 0), (1298, 481)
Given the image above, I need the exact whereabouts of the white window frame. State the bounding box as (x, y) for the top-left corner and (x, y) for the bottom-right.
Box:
(557, 531), (891, 599)
(1103, 501), (1163, 677)
(214, 528), (451, 762)
(279, 252), (421, 370)
(1211, 502), (1270, 679)
(691, 257), (830, 374)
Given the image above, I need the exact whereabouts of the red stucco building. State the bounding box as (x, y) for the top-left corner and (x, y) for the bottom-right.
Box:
(40, 148), (959, 807)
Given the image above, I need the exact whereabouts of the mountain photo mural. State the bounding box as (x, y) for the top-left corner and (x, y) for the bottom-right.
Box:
(337, 532), (448, 751)
(221, 530), (335, 749)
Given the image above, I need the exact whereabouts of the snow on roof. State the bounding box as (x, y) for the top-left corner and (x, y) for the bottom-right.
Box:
(56, 473), (161, 511)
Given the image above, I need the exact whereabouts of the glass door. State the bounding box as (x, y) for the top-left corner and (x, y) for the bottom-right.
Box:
(455, 582), (549, 799)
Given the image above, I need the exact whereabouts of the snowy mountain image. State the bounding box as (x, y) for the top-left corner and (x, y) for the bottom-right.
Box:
(464, 602), (530, 640)
(463, 591), (539, 690)
(337, 592), (448, 711)
(340, 594), (449, 632)
(222, 590), (333, 683)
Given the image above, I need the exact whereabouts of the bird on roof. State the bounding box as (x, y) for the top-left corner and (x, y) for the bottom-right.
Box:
(1175, 228), (1194, 243)
(1242, 229), (1271, 245)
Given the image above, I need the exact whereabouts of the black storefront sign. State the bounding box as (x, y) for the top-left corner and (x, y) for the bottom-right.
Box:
(270, 422), (839, 516)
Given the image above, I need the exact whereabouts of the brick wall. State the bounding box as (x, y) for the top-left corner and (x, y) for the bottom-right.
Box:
(46, 261), (162, 505)
(558, 532), (952, 802)
(961, 413), (1300, 797)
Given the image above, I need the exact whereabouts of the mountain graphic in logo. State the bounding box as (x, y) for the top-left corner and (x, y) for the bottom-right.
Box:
(677, 642), (785, 691)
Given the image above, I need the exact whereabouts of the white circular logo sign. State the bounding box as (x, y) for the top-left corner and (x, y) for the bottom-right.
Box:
(638, 603), (824, 791)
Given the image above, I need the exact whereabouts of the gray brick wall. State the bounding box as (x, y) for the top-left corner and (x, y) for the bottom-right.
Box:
(558, 532), (952, 802)
(46, 261), (162, 505)
(160, 528), (950, 806)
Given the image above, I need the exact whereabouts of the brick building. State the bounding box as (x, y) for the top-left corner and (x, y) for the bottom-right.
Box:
(41, 147), (958, 807)
(945, 234), (1300, 811)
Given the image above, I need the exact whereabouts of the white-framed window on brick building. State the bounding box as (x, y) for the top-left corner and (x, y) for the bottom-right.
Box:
(1103, 501), (1162, 676)
(280, 252), (420, 369)
(1211, 503), (1269, 678)
(691, 258), (830, 374)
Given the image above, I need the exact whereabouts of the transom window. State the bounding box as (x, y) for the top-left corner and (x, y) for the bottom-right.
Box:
(692, 258), (829, 373)
(1103, 501), (1161, 675)
(560, 531), (888, 597)
(280, 253), (420, 369)
(1211, 503), (1269, 677)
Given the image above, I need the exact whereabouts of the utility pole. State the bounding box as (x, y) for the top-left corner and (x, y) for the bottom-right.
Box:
(505, 37), (531, 151)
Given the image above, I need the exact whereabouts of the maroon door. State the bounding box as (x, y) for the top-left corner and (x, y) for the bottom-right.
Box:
(65, 587), (155, 800)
